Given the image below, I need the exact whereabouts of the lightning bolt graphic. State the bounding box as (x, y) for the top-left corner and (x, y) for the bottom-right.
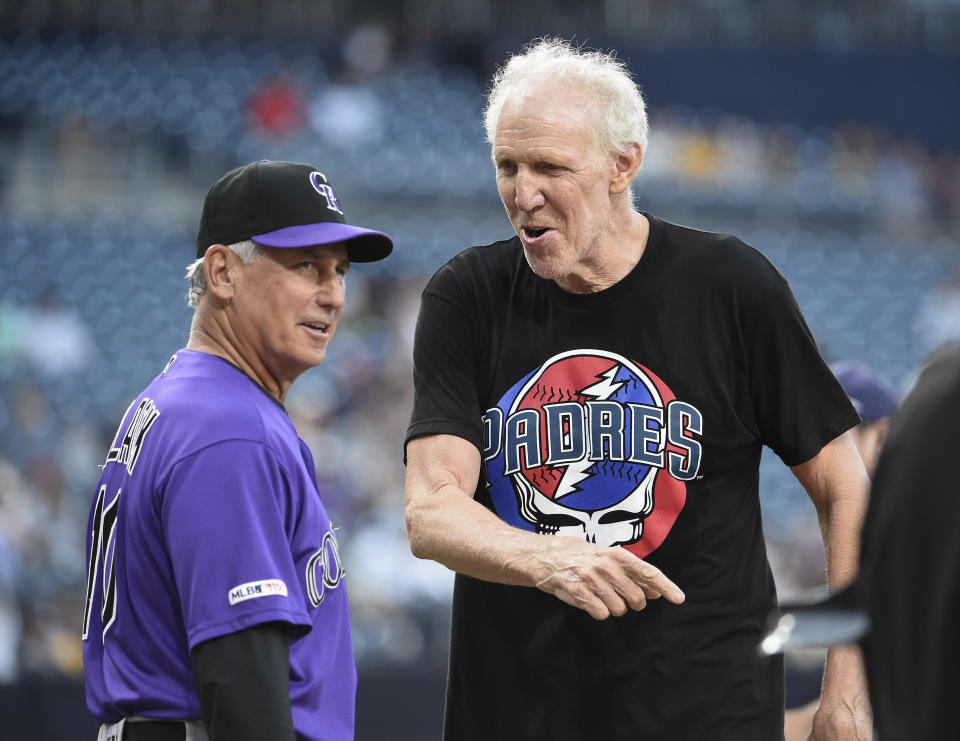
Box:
(553, 365), (624, 500)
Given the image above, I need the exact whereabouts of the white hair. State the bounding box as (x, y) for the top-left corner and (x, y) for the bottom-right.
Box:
(185, 240), (261, 308)
(483, 37), (648, 186)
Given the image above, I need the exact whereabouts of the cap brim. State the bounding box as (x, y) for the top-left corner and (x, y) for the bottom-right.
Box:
(252, 223), (393, 263)
(759, 582), (868, 655)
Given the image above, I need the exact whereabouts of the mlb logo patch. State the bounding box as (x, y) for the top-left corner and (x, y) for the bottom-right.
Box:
(228, 579), (288, 605)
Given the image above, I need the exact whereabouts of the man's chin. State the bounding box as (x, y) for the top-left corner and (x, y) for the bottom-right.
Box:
(521, 249), (568, 283)
(308, 348), (329, 367)
(293, 346), (329, 373)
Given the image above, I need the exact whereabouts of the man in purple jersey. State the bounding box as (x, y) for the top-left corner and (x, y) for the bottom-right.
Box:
(82, 160), (392, 741)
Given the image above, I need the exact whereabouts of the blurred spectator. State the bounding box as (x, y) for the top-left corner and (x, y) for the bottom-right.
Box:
(0, 295), (25, 368)
(19, 593), (84, 678)
(930, 151), (960, 224)
(56, 115), (97, 213)
(831, 124), (877, 201)
(0, 449), (85, 680)
(341, 23), (393, 80)
(9, 383), (59, 462)
(0, 550), (20, 681)
(308, 24), (392, 147)
(873, 139), (932, 225)
(246, 72), (307, 139)
(0, 457), (25, 682)
(308, 83), (385, 147)
(19, 289), (92, 377)
(830, 360), (899, 477)
(914, 274), (960, 356)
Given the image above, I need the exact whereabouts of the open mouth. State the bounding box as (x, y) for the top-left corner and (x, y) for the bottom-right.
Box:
(303, 321), (329, 333)
(523, 227), (550, 239)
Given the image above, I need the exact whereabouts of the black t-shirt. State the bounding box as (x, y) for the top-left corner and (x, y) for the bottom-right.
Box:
(860, 346), (960, 741)
(406, 214), (859, 740)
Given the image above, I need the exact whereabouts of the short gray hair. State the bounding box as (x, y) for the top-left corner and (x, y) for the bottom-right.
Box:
(185, 240), (261, 308)
(483, 37), (648, 168)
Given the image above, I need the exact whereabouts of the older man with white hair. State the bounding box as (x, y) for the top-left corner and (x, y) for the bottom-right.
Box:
(404, 38), (870, 740)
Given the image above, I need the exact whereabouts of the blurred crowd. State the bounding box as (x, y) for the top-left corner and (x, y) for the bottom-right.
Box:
(0, 292), (95, 681)
(0, 20), (959, 686)
(1, 27), (959, 230)
(644, 110), (960, 230)
(3, 0), (959, 51)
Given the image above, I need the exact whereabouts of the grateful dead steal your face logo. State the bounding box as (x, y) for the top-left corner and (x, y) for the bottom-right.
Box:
(482, 349), (702, 559)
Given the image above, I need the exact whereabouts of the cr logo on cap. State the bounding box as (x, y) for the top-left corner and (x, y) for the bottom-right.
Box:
(309, 171), (344, 215)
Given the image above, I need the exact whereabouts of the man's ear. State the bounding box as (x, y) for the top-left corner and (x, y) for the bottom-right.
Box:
(203, 245), (240, 301)
(610, 143), (643, 195)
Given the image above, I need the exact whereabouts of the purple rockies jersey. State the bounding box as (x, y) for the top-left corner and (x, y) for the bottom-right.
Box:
(82, 350), (355, 740)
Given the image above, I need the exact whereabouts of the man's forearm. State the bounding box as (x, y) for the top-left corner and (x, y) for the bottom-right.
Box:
(818, 479), (870, 702)
(191, 623), (296, 741)
(406, 479), (554, 587)
(794, 435), (872, 738)
(819, 482), (867, 590)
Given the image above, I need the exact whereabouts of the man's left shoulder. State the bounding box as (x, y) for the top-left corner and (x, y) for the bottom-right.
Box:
(653, 216), (781, 285)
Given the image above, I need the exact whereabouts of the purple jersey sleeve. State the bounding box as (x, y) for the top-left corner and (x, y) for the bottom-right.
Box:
(161, 438), (312, 649)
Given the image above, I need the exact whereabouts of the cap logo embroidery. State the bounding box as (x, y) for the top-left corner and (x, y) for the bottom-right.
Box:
(309, 171), (344, 215)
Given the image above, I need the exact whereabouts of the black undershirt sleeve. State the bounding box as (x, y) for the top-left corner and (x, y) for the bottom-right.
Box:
(191, 622), (296, 741)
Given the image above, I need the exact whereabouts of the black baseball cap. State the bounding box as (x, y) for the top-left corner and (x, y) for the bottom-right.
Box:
(195, 160), (393, 262)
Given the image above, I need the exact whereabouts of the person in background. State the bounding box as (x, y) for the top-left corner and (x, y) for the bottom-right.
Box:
(770, 345), (960, 740)
(830, 361), (898, 477)
(785, 360), (898, 740)
(857, 344), (960, 740)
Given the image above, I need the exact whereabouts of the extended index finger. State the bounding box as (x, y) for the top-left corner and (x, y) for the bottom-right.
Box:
(616, 551), (685, 604)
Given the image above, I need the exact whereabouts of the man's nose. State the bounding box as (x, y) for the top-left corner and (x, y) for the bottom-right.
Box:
(319, 274), (346, 310)
(514, 171), (545, 212)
